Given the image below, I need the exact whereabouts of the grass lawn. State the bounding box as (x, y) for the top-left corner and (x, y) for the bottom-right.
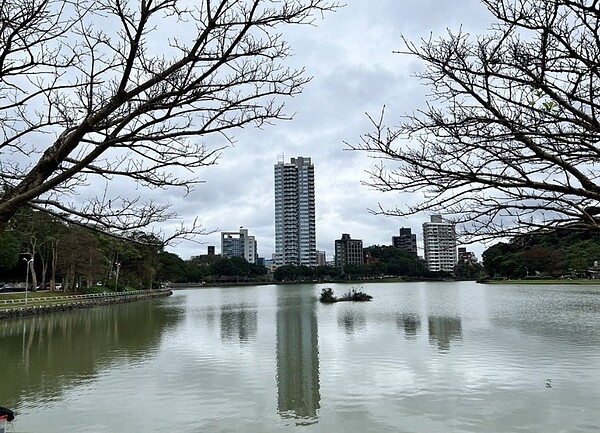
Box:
(0, 288), (119, 310)
(485, 279), (600, 285)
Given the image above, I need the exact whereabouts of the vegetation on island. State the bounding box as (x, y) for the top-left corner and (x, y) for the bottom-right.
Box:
(319, 287), (373, 303)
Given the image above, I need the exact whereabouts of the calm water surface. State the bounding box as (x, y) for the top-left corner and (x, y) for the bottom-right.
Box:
(2, 281), (600, 432)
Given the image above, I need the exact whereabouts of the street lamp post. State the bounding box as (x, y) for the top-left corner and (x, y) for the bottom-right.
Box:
(115, 262), (121, 292)
(23, 257), (34, 306)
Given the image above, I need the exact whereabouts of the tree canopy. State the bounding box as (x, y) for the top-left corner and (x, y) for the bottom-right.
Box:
(0, 208), (167, 290)
(0, 0), (338, 241)
(482, 230), (600, 278)
(352, 0), (600, 241)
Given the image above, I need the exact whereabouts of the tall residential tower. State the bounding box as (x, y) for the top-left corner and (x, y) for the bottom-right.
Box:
(274, 156), (317, 266)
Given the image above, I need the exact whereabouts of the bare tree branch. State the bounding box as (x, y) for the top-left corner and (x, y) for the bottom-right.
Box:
(350, 0), (600, 242)
(0, 0), (340, 242)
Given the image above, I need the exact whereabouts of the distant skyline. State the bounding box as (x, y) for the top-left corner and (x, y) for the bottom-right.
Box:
(164, 0), (493, 261)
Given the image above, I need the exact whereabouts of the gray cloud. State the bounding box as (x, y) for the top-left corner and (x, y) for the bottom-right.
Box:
(166, 0), (492, 260)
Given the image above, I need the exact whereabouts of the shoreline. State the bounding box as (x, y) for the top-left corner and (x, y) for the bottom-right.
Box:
(0, 289), (172, 320)
(479, 279), (600, 285)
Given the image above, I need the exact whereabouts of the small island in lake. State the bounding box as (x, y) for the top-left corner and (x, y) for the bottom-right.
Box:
(319, 287), (373, 303)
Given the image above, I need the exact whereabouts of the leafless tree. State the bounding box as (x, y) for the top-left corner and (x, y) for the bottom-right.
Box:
(351, 0), (600, 242)
(0, 0), (338, 241)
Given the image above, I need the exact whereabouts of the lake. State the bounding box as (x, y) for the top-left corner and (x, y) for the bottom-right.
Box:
(1, 281), (600, 432)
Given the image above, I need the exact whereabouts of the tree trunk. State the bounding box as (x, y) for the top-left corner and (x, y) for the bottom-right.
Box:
(50, 240), (58, 291)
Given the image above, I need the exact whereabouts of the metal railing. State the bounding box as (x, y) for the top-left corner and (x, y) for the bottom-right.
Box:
(0, 289), (169, 307)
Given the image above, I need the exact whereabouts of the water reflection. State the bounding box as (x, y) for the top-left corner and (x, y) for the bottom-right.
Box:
(275, 289), (320, 424)
(0, 300), (180, 410)
(337, 310), (366, 335)
(397, 314), (421, 339)
(428, 316), (463, 352)
(219, 303), (257, 344)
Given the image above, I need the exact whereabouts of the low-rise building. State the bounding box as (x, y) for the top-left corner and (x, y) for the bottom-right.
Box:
(334, 234), (364, 268)
(221, 227), (258, 264)
(392, 227), (418, 255)
(457, 247), (477, 264)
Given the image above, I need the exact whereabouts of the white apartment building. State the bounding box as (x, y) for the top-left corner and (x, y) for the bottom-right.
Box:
(221, 227), (258, 264)
(422, 215), (457, 272)
(274, 156), (317, 266)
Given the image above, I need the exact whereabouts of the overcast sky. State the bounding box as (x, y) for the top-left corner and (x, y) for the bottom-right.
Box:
(164, 0), (493, 261)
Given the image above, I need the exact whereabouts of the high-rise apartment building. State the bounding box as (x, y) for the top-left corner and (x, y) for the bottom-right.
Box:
(274, 156), (317, 266)
(422, 215), (457, 272)
(392, 227), (418, 255)
(334, 234), (364, 268)
(221, 227), (258, 264)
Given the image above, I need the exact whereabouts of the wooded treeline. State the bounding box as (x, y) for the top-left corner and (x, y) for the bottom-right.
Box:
(0, 210), (165, 290)
(0, 209), (269, 289)
(482, 231), (600, 279)
(12, 211), (595, 287)
(272, 246), (481, 282)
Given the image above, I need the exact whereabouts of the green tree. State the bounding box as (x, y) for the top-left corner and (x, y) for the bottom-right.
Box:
(522, 245), (563, 276)
(364, 245), (426, 277)
(273, 265), (312, 282)
(56, 226), (108, 290)
(184, 258), (213, 283)
(482, 230), (600, 278)
(313, 265), (340, 282)
(454, 262), (485, 280)
(342, 264), (368, 279)
(0, 231), (20, 271)
(482, 243), (521, 277)
(157, 252), (188, 283)
(211, 257), (267, 281)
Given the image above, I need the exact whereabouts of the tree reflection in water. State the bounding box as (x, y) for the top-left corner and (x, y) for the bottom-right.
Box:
(219, 303), (257, 344)
(0, 300), (181, 410)
(337, 310), (366, 335)
(397, 314), (421, 339)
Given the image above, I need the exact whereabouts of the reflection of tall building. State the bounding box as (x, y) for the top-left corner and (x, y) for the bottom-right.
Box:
(428, 316), (462, 352)
(276, 294), (320, 423)
(220, 304), (257, 344)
